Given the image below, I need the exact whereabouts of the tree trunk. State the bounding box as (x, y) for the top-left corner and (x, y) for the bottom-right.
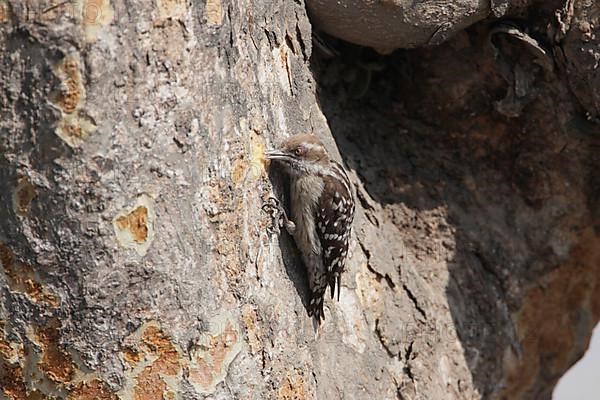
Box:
(0, 1), (598, 399)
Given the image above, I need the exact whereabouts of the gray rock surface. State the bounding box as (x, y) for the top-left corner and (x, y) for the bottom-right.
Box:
(306, 0), (525, 52)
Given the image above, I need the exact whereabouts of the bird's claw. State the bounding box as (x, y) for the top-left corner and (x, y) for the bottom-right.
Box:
(262, 197), (284, 235)
(262, 197), (294, 235)
(261, 197), (281, 212)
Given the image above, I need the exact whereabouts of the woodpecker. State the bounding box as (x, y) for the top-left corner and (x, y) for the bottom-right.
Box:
(265, 134), (355, 321)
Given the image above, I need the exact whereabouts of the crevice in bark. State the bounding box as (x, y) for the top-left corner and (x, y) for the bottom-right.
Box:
(295, 20), (308, 61)
(401, 284), (426, 321)
(375, 318), (397, 358)
(403, 340), (415, 381)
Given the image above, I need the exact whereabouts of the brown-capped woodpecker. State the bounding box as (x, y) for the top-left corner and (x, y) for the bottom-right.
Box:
(265, 134), (355, 321)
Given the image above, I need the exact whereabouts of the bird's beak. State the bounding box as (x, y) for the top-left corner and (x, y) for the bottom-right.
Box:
(265, 149), (289, 161)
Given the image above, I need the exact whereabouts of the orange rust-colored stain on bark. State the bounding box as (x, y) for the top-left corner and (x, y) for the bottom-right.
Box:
(15, 176), (36, 216)
(36, 320), (75, 384)
(58, 120), (85, 139)
(231, 150), (265, 186)
(0, 244), (59, 307)
(0, 337), (12, 361)
(116, 206), (149, 244)
(189, 358), (212, 390)
(56, 59), (82, 114)
(278, 374), (308, 400)
(132, 325), (182, 400)
(134, 366), (170, 400)
(188, 321), (238, 390)
(501, 228), (600, 399)
(0, 322), (23, 362)
(241, 305), (262, 355)
(1, 323), (42, 400)
(0, 2), (9, 23)
(0, 321), (27, 399)
(140, 325), (181, 376)
(0, 321), (27, 400)
(231, 157), (248, 185)
(122, 346), (141, 367)
(69, 380), (118, 400)
(0, 359), (27, 400)
(2, 324), (113, 400)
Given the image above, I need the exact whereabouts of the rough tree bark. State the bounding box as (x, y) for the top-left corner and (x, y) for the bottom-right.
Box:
(0, 0), (598, 400)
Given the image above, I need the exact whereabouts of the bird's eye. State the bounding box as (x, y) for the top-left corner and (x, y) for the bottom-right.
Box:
(295, 147), (303, 156)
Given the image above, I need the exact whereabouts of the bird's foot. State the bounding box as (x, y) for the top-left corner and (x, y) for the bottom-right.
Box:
(262, 197), (295, 235)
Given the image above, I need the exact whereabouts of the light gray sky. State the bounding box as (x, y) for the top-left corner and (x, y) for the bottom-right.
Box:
(553, 323), (600, 399)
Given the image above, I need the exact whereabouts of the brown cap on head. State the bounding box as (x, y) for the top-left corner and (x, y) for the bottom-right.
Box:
(280, 133), (324, 150)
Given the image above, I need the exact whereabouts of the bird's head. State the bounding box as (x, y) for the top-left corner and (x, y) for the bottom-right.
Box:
(265, 134), (330, 176)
